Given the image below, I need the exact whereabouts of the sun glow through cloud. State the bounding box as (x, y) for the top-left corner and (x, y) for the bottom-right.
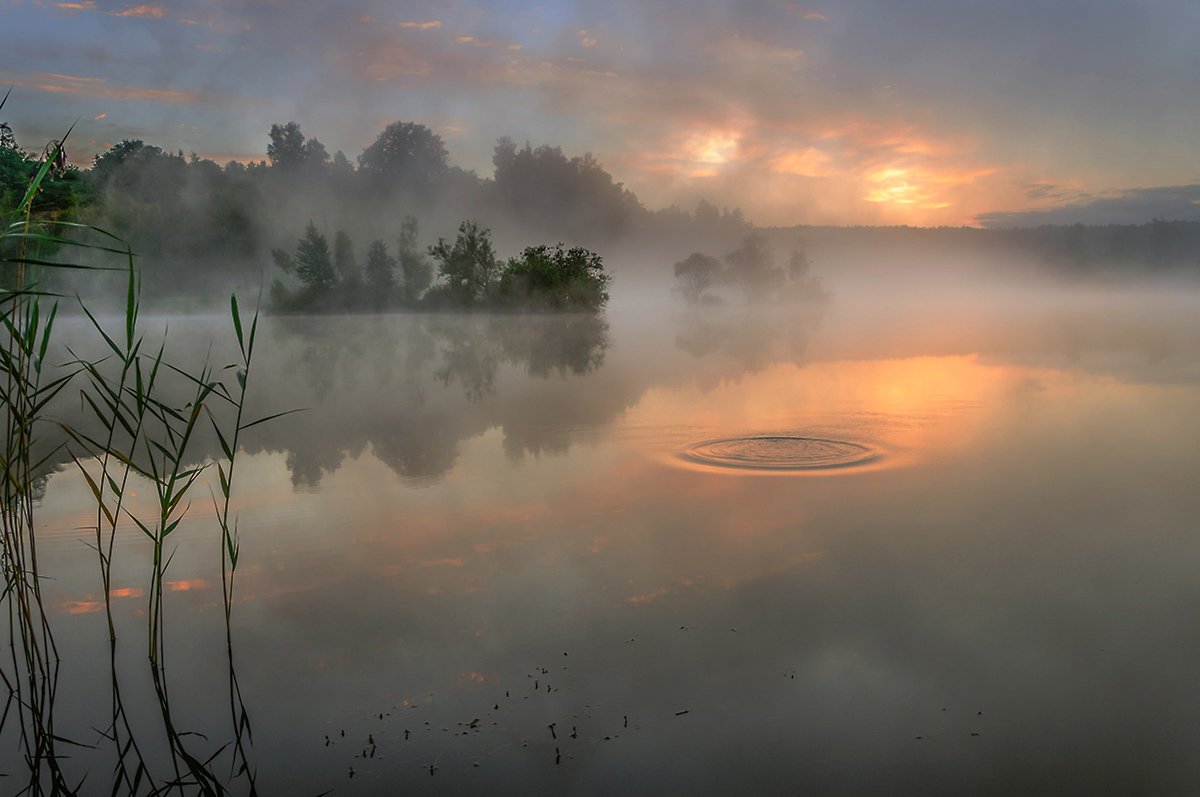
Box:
(688, 131), (740, 165)
(6, 0), (1192, 226)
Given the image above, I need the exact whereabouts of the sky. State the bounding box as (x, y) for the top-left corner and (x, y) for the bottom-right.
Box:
(3, 0), (1199, 228)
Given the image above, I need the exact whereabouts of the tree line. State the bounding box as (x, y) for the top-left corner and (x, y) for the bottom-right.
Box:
(672, 235), (828, 305)
(270, 217), (610, 314)
(0, 113), (751, 301)
(5, 108), (1200, 302)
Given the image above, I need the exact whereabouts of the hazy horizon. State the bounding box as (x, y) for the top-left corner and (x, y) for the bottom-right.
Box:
(5, 0), (1200, 229)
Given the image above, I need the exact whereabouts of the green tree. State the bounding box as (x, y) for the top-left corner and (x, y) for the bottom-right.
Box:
(0, 147), (32, 214)
(428, 221), (496, 305)
(267, 122), (315, 171)
(498, 243), (611, 312)
(491, 138), (635, 241)
(364, 239), (396, 296)
(673, 252), (723, 304)
(303, 137), (330, 170)
(723, 234), (783, 300)
(0, 121), (18, 152)
(398, 215), (431, 303)
(295, 221), (336, 291)
(358, 122), (448, 191)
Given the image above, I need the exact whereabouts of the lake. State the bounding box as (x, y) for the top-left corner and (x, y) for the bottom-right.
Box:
(11, 280), (1200, 794)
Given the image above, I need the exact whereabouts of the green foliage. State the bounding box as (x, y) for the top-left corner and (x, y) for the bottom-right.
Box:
(271, 221), (438, 313)
(428, 220), (499, 306)
(267, 121), (328, 171)
(358, 121), (448, 191)
(491, 136), (638, 242)
(0, 146), (33, 214)
(498, 243), (611, 312)
(1, 103), (265, 790)
(364, 239), (396, 295)
(723, 234), (783, 300)
(0, 120), (16, 151)
(673, 252), (723, 304)
(271, 247), (294, 273)
(86, 139), (262, 290)
(0, 142), (85, 221)
(275, 218), (612, 314)
(672, 235), (826, 305)
(295, 221), (336, 291)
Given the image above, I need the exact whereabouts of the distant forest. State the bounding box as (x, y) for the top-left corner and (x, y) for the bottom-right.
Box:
(0, 117), (750, 304)
(2, 114), (1199, 307)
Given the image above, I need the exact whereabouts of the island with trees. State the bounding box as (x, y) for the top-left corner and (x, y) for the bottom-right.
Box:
(269, 218), (610, 314)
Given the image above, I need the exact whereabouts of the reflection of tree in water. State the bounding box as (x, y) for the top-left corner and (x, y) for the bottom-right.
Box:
(675, 304), (824, 372)
(286, 438), (362, 488)
(432, 314), (609, 400)
(431, 318), (499, 401)
(260, 313), (612, 487)
(371, 420), (462, 487)
(495, 314), (609, 378)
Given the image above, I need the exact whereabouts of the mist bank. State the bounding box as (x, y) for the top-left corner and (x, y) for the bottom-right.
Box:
(5, 115), (1200, 311)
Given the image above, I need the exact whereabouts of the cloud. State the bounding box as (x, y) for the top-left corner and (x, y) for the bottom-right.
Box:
(109, 4), (166, 18)
(978, 185), (1200, 227)
(1, 70), (214, 105)
(454, 35), (496, 47)
(397, 20), (441, 30)
(777, 2), (827, 20)
(12, 0), (1192, 226)
(332, 40), (430, 81)
(714, 37), (805, 73)
(771, 146), (834, 177)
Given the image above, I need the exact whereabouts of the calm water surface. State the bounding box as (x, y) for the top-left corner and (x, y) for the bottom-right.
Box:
(16, 285), (1200, 794)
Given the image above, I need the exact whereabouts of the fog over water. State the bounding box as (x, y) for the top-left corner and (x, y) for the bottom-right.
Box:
(7, 0), (1200, 791)
(13, 262), (1200, 794)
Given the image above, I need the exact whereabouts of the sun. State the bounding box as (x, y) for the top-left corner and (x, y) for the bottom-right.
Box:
(684, 130), (740, 165)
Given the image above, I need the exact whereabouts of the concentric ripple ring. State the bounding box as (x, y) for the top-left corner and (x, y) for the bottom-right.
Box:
(683, 435), (879, 471)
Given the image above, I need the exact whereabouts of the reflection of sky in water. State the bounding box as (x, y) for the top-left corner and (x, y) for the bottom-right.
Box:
(21, 289), (1200, 793)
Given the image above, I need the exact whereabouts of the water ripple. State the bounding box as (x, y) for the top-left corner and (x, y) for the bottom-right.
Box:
(682, 435), (879, 472)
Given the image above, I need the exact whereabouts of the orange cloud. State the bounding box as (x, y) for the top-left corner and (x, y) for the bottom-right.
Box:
(398, 20), (442, 30)
(685, 129), (741, 165)
(55, 0), (95, 10)
(863, 164), (997, 210)
(110, 5), (167, 18)
(2, 71), (208, 104)
(771, 146), (834, 177)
